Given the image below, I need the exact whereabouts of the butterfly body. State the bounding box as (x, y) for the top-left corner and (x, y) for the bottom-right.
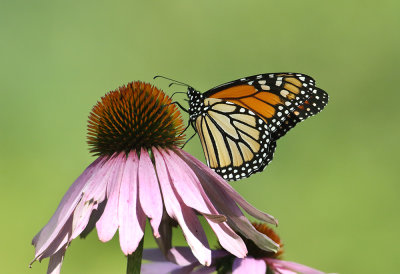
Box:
(186, 73), (328, 181)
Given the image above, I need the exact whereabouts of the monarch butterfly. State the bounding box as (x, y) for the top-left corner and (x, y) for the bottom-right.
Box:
(157, 73), (328, 181)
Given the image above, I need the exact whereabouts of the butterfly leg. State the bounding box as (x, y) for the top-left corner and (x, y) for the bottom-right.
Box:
(181, 132), (196, 149)
(172, 101), (188, 113)
(178, 122), (191, 137)
(161, 101), (188, 112)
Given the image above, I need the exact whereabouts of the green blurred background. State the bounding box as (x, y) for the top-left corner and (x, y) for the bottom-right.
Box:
(1, 0), (399, 273)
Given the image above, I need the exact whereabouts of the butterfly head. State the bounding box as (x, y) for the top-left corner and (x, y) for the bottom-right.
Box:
(187, 87), (205, 121)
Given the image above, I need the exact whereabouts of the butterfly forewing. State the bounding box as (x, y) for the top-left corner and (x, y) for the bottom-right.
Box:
(204, 73), (319, 132)
(193, 98), (275, 181)
(272, 87), (329, 140)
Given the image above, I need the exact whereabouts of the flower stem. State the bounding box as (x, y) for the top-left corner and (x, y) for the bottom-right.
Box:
(126, 238), (144, 274)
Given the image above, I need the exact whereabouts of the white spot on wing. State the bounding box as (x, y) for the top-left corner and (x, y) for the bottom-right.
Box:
(280, 90), (289, 97)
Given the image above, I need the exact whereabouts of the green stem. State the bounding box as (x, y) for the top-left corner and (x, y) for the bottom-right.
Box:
(126, 238), (144, 274)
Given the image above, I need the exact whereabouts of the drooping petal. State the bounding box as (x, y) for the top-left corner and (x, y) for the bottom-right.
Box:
(143, 247), (200, 268)
(96, 153), (125, 242)
(232, 257), (267, 274)
(273, 267), (297, 274)
(168, 247), (199, 266)
(79, 200), (106, 239)
(162, 149), (247, 258)
(266, 258), (325, 274)
(81, 155), (117, 204)
(168, 248), (228, 269)
(167, 247), (228, 267)
(153, 147), (212, 266)
(118, 151), (146, 255)
(229, 214), (279, 253)
(160, 149), (222, 217)
(38, 215), (72, 261)
(177, 149), (279, 253)
(176, 204), (210, 266)
(179, 150), (277, 225)
(138, 148), (163, 238)
(71, 201), (96, 240)
(70, 155), (115, 240)
(32, 157), (102, 258)
(162, 150), (226, 224)
(47, 244), (67, 274)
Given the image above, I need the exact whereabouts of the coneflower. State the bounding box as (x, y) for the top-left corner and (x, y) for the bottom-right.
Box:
(31, 82), (278, 274)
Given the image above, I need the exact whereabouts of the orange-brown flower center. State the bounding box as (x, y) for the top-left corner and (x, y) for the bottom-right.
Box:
(87, 81), (185, 156)
(216, 223), (284, 272)
(251, 222), (284, 258)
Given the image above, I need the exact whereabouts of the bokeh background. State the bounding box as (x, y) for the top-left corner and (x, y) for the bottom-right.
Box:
(1, 1), (399, 273)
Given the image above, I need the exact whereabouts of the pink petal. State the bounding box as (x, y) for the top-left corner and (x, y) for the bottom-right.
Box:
(177, 149), (279, 253)
(143, 247), (200, 268)
(47, 244), (67, 274)
(228, 214), (279, 253)
(274, 268), (297, 274)
(160, 149), (221, 217)
(179, 203), (211, 265)
(166, 247), (228, 266)
(70, 156), (115, 240)
(118, 151), (146, 255)
(232, 257), (267, 274)
(80, 155), (118, 204)
(138, 148), (163, 238)
(168, 247), (199, 266)
(32, 157), (102, 258)
(266, 258), (326, 274)
(39, 215), (73, 261)
(96, 153), (125, 242)
(179, 150), (277, 225)
(142, 248), (166, 261)
(153, 147), (211, 266)
(162, 149), (247, 258)
(79, 200), (106, 239)
(71, 201), (96, 240)
(141, 262), (186, 274)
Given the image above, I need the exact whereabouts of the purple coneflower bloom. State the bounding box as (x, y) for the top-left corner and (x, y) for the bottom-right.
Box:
(31, 82), (279, 273)
(142, 223), (328, 274)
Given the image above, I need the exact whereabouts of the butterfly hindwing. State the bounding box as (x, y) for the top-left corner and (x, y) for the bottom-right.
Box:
(192, 98), (275, 181)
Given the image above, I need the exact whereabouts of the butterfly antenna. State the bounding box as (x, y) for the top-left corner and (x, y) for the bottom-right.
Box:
(170, 91), (187, 100)
(169, 82), (188, 88)
(154, 75), (191, 87)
